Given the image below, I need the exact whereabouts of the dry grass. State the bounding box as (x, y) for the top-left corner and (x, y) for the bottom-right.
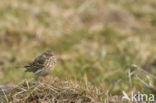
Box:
(0, 0), (156, 102)
(1, 78), (102, 103)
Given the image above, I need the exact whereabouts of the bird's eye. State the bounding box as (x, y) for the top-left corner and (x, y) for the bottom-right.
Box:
(46, 53), (53, 56)
(49, 53), (53, 56)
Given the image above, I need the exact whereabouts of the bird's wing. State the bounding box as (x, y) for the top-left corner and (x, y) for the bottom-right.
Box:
(25, 54), (46, 72)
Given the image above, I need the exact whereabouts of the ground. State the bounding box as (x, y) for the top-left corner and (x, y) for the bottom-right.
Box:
(0, 0), (156, 102)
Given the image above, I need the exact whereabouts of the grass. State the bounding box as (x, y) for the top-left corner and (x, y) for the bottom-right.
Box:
(1, 79), (101, 103)
(0, 0), (156, 102)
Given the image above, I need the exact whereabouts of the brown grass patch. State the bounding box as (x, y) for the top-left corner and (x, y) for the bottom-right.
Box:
(1, 78), (102, 103)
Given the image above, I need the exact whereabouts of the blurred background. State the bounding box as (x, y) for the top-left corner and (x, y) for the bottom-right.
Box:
(0, 0), (156, 96)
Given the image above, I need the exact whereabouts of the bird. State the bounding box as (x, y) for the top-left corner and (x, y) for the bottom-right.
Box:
(20, 50), (56, 78)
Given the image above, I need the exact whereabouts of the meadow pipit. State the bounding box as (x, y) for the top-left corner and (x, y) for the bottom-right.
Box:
(21, 50), (56, 78)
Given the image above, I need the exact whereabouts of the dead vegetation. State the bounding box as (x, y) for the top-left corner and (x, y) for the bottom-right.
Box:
(0, 0), (156, 102)
(1, 78), (102, 103)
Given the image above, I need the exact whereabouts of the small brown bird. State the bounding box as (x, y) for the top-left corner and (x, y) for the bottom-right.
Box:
(21, 50), (56, 77)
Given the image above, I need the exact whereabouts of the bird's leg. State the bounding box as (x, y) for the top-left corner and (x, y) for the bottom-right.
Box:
(49, 75), (53, 81)
(44, 75), (53, 82)
(45, 75), (49, 81)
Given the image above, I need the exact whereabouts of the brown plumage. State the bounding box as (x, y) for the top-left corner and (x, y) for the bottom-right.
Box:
(23, 50), (56, 77)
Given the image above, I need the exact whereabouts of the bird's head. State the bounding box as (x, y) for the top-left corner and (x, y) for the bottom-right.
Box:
(44, 50), (54, 57)
(44, 50), (56, 65)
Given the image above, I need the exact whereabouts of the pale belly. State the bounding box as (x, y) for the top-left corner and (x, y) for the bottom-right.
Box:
(34, 68), (53, 76)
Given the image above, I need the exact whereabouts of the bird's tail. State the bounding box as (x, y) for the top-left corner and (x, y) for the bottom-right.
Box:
(15, 65), (29, 69)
